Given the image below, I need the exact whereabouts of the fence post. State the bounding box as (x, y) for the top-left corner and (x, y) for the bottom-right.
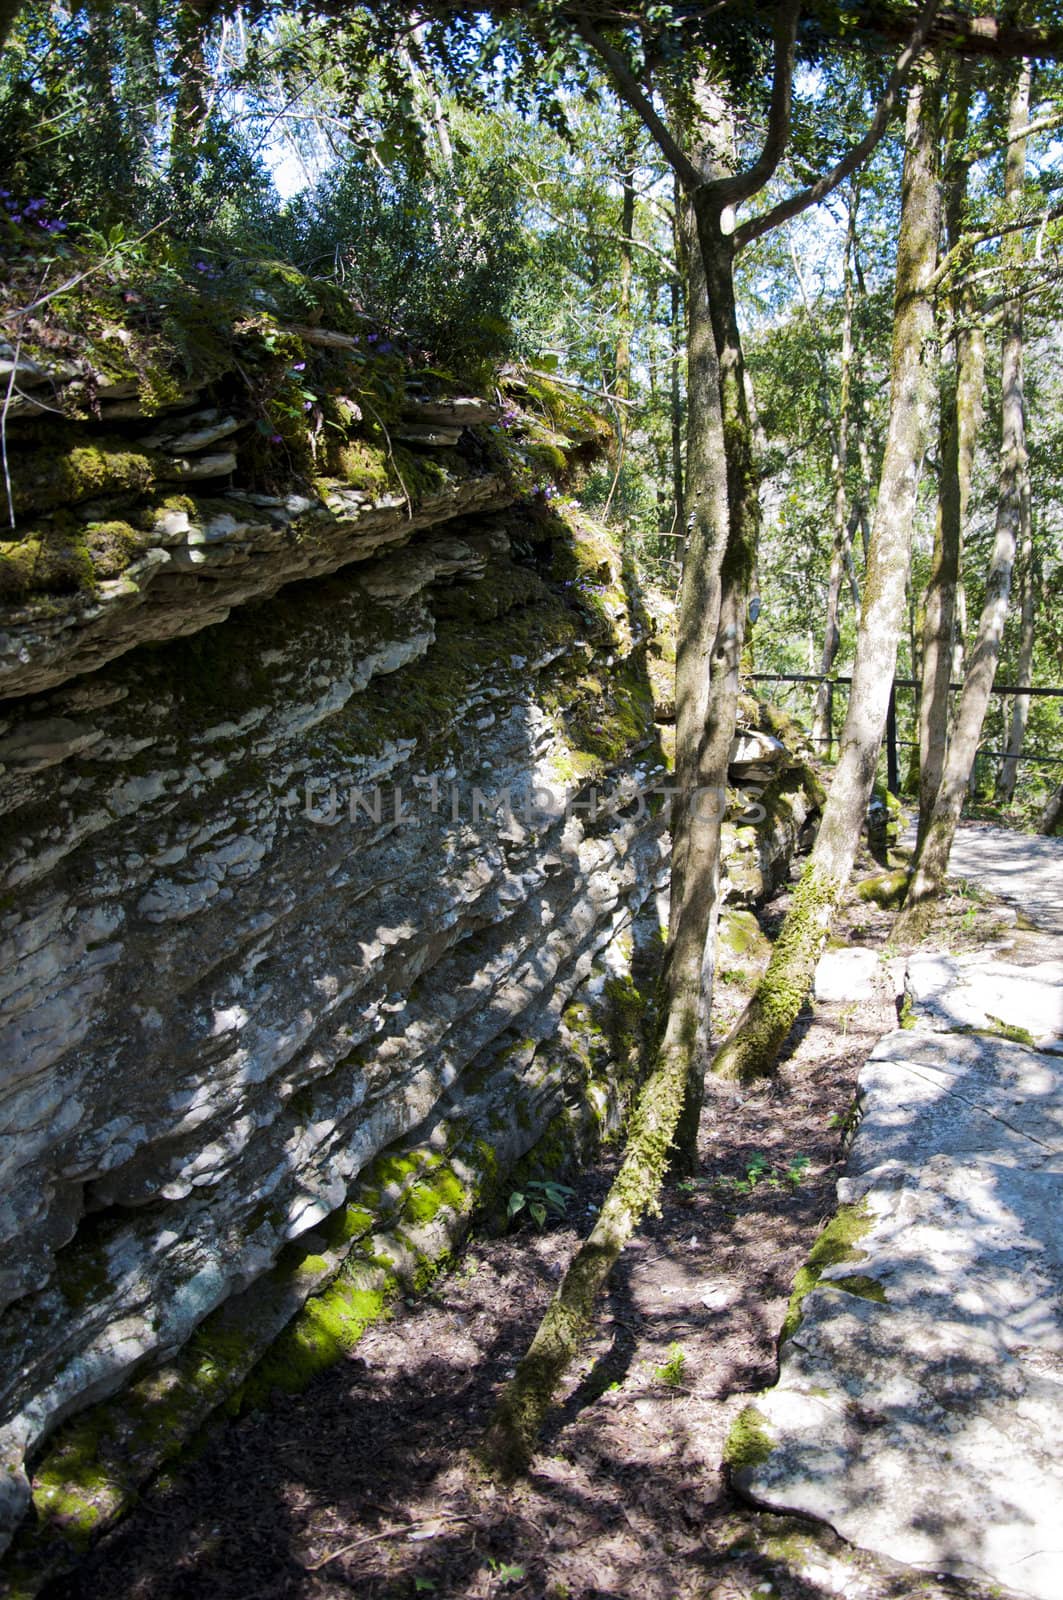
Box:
(886, 682), (899, 796)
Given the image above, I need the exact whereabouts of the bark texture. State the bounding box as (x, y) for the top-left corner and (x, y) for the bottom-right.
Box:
(1041, 782), (1063, 836)
(660, 169), (735, 1168)
(811, 187), (860, 756)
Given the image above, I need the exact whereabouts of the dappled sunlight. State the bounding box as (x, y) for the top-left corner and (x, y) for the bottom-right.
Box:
(740, 933), (1063, 1599)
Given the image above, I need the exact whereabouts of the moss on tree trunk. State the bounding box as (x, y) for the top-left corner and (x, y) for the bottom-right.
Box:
(712, 68), (943, 1082)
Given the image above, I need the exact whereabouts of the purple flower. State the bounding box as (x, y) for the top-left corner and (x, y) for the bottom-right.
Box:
(303, 399), (313, 411)
(194, 261), (209, 272)
(270, 433), (283, 444)
(292, 361), (306, 371)
(367, 333), (379, 345)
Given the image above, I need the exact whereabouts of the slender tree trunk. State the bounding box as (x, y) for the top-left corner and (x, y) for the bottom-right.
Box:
(953, 578), (968, 675)
(811, 185), (859, 755)
(615, 121), (637, 417)
(713, 67), (942, 1084)
(996, 490), (1035, 802)
(916, 63), (984, 845)
(170, 1), (217, 206)
(480, 76), (763, 1471)
(661, 179), (733, 1101)
(670, 272), (685, 538)
(1041, 782), (1063, 835)
(898, 60), (1032, 939)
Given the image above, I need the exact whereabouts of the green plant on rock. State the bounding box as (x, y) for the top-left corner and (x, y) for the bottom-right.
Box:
(507, 1179), (575, 1230)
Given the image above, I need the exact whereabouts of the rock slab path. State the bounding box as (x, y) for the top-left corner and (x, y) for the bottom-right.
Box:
(734, 826), (1063, 1599)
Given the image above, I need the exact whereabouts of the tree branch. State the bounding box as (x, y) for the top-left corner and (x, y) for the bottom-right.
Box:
(925, 200), (1063, 296)
(711, 0), (802, 208)
(573, 12), (705, 192)
(734, 0), (940, 249)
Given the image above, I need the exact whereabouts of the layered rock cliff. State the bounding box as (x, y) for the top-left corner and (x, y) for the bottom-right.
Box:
(0, 265), (820, 1570)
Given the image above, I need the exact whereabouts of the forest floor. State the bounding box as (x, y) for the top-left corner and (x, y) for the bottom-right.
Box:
(41, 843), (1023, 1600)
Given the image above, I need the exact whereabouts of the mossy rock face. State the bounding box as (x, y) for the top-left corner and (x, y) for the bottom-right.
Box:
(0, 519), (104, 599)
(856, 869), (910, 909)
(328, 437), (391, 497)
(718, 909), (771, 969)
(9, 442), (159, 517)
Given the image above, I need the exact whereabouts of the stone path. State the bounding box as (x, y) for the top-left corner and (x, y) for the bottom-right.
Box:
(733, 827), (1063, 1600)
(941, 821), (1063, 937)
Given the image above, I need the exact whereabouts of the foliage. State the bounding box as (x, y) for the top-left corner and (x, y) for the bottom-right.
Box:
(716, 1151), (811, 1195)
(653, 1341), (687, 1388)
(277, 144), (532, 382)
(506, 1179), (575, 1230)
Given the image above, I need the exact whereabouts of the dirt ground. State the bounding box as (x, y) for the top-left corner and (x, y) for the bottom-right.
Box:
(39, 862), (1018, 1600)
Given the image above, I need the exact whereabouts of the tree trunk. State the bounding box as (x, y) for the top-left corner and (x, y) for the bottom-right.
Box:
(481, 162), (738, 1485)
(670, 270), (685, 539)
(615, 120), (637, 418)
(898, 60), (1031, 940)
(811, 185), (859, 756)
(996, 487), (1035, 802)
(712, 67), (942, 1084)
(169, 1), (217, 207)
(1041, 782), (1063, 836)
(916, 63), (984, 846)
(481, 78), (758, 1471)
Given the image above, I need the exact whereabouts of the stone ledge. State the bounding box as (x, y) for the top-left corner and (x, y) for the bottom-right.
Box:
(0, 471), (511, 703)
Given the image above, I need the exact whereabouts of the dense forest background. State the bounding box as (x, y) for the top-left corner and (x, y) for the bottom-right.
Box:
(2, 3), (1060, 822)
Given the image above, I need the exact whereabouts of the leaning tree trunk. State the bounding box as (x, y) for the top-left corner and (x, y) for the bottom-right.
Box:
(898, 60), (1032, 940)
(481, 84), (762, 1474)
(712, 68), (942, 1085)
(480, 197), (738, 1480)
(659, 179), (740, 1170)
(917, 62), (984, 847)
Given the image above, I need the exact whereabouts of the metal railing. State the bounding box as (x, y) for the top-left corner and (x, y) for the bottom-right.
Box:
(749, 672), (1063, 795)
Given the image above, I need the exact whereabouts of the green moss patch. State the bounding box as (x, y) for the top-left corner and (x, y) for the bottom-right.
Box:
(723, 1404), (775, 1472)
(780, 1199), (875, 1341)
(856, 869), (909, 909)
(9, 441), (158, 518)
(980, 1016), (1036, 1047)
(829, 1273), (887, 1303)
